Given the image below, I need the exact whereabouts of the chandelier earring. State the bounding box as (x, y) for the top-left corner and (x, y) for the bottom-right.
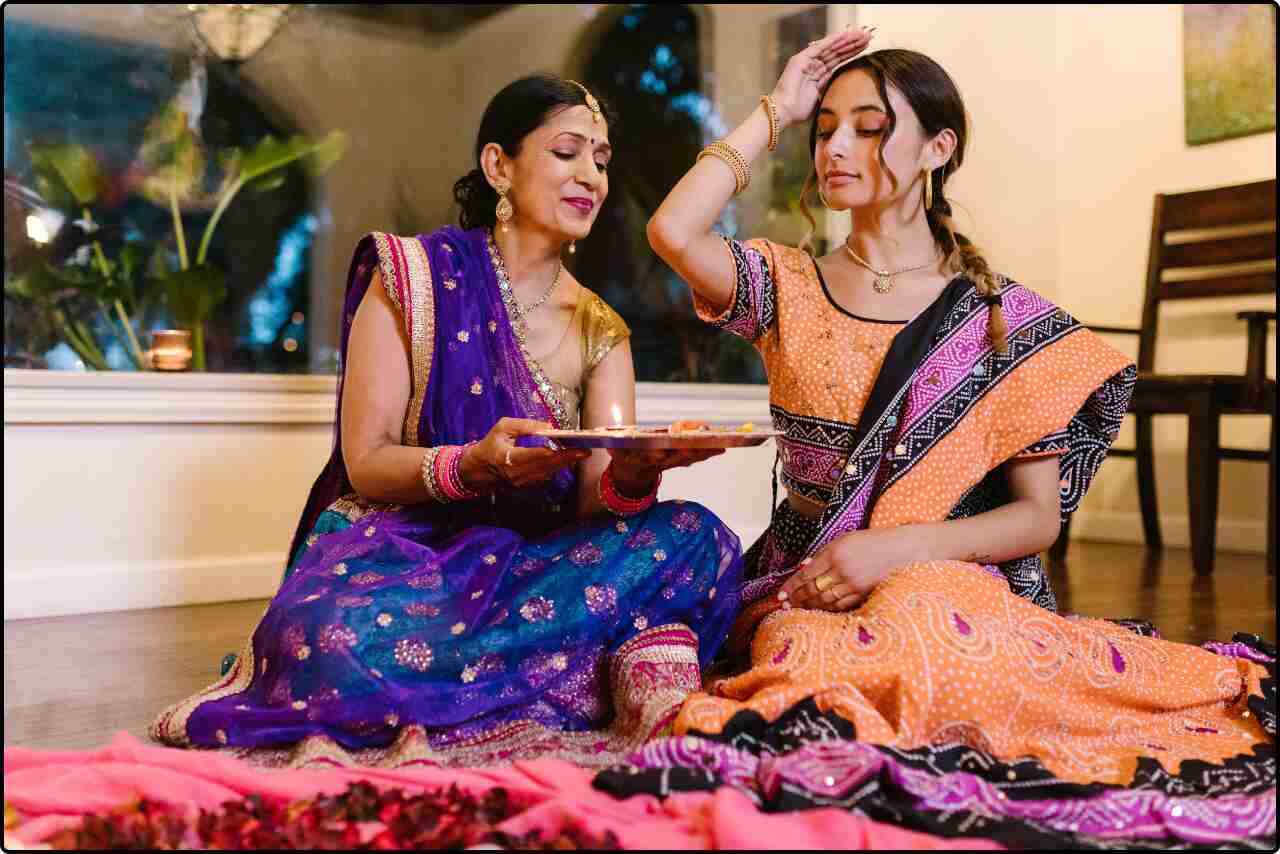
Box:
(494, 180), (514, 232)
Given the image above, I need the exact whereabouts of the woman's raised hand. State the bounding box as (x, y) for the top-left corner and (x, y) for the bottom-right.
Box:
(770, 26), (875, 129)
(461, 417), (590, 492)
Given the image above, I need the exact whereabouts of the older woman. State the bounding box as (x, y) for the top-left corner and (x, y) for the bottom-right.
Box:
(153, 75), (743, 768)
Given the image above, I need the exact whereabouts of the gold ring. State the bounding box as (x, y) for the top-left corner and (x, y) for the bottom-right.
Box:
(814, 574), (835, 593)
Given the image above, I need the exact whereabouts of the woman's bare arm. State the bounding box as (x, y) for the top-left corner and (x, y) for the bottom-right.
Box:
(909, 455), (1064, 565)
(646, 28), (871, 313)
(783, 454), (1063, 609)
(340, 271), (435, 503)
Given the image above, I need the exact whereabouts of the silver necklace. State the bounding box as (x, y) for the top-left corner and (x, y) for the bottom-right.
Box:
(844, 242), (940, 294)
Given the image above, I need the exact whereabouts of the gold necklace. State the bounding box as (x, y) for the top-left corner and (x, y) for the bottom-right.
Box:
(844, 243), (940, 294)
(513, 261), (562, 320)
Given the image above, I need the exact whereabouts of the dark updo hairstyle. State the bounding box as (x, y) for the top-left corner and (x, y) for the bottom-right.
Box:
(453, 73), (619, 231)
(799, 49), (1007, 352)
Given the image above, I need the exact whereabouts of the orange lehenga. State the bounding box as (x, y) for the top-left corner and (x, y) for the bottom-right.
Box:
(647, 237), (1271, 799)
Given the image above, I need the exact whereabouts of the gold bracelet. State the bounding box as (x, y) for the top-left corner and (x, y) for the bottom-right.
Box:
(420, 446), (446, 503)
(760, 95), (780, 151)
(696, 140), (751, 195)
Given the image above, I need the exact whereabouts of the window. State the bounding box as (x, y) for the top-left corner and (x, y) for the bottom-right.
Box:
(571, 4), (765, 383)
(4, 18), (321, 373)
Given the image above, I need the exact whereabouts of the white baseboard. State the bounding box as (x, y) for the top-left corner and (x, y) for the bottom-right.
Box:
(1069, 510), (1268, 555)
(4, 527), (772, 620)
(3, 553), (286, 621)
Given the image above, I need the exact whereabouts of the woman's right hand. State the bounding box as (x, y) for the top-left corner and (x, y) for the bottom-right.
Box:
(460, 417), (591, 492)
(770, 26), (875, 128)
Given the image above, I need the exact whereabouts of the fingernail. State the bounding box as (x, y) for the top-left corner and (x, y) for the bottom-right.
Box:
(776, 590), (789, 601)
(800, 558), (812, 566)
(781, 601), (792, 610)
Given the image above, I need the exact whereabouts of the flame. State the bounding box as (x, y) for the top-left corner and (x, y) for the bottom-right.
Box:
(610, 403), (623, 426)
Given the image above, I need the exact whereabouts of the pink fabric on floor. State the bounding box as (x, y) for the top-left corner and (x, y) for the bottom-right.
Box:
(4, 732), (1001, 850)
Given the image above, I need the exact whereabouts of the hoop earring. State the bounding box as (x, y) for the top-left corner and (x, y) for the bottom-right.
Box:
(494, 180), (513, 232)
(922, 167), (934, 212)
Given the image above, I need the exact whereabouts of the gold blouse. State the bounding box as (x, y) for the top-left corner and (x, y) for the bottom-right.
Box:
(533, 287), (630, 429)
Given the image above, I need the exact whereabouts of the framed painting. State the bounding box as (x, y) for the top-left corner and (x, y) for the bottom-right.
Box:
(1184, 4), (1276, 145)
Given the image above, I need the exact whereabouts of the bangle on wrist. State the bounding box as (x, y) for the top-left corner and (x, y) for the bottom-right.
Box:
(598, 463), (660, 516)
(696, 140), (751, 195)
(760, 95), (780, 151)
(421, 447), (446, 503)
(423, 442), (482, 503)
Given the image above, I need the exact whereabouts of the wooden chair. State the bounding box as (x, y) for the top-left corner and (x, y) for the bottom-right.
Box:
(1050, 179), (1276, 575)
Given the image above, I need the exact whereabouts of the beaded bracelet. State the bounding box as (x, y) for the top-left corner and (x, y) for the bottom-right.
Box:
(420, 446), (446, 503)
(598, 463), (660, 516)
(696, 140), (751, 195)
(759, 95), (780, 151)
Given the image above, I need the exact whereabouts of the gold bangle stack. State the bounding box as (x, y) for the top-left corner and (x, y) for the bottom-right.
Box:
(760, 95), (780, 151)
(697, 140), (751, 195)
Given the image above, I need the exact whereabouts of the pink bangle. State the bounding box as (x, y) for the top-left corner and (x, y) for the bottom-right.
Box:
(434, 443), (481, 502)
(599, 464), (660, 516)
(443, 442), (481, 501)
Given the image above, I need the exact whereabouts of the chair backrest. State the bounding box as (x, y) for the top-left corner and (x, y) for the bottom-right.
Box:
(1138, 178), (1276, 372)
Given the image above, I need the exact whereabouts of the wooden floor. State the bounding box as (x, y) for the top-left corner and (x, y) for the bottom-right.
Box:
(4, 541), (1274, 753)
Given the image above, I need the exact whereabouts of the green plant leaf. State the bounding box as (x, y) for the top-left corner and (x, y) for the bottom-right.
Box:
(137, 104), (206, 206)
(249, 172), (287, 193)
(27, 143), (108, 208)
(5, 273), (35, 300)
(162, 264), (227, 328)
(239, 130), (348, 181)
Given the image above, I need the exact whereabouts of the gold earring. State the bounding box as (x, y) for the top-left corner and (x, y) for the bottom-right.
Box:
(923, 167), (934, 212)
(494, 181), (513, 232)
(567, 241), (576, 255)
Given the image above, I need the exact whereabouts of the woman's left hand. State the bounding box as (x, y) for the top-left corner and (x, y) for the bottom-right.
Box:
(779, 526), (923, 612)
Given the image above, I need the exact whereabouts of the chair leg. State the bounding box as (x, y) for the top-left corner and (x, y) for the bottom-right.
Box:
(1135, 413), (1162, 549)
(1185, 394), (1221, 576)
(1049, 513), (1072, 565)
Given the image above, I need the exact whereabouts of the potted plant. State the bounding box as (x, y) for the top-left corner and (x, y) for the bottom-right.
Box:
(6, 96), (346, 371)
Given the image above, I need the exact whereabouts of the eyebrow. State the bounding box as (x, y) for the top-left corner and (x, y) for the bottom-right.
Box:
(555, 132), (612, 155)
(817, 105), (886, 117)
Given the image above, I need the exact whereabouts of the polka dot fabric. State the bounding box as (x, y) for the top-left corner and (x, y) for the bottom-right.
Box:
(757, 240), (904, 430)
(871, 331), (1133, 529)
(676, 561), (1269, 786)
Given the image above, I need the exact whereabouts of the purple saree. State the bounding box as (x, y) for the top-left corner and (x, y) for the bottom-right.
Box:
(152, 226), (744, 768)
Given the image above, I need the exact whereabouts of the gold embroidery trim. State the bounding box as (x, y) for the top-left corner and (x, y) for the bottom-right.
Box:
(329, 493), (402, 522)
(486, 232), (571, 428)
(371, 233), (435, 447)
(149, 605), (267, 747)
(401, 237), (434, 446)
(370, 232), (403, 315)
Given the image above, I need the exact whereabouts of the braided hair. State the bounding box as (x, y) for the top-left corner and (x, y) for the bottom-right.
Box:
(798, 49), (1007, 352)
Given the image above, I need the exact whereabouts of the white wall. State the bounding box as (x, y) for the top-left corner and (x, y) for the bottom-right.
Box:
(1053, 4), (1274, 550)
(852, 3), (1275, 552)
(3, 371), (773, 619)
